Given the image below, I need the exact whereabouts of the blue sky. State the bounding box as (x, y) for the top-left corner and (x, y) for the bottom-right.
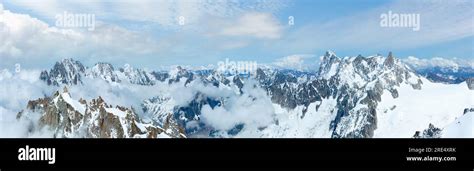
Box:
(0, 0), (472, 69)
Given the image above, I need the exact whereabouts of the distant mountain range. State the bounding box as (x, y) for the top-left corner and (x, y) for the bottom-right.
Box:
(403, 56), (474, 84)
(3, 51), (472, 138)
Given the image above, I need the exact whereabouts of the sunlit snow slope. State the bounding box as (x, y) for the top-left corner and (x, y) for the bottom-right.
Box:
(374, 77), (473, 137)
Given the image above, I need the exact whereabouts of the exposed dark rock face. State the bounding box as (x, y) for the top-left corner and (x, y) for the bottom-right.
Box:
(17, 87), (185, 138)
(464, 108), (474, 115)
(150, 71), (169, 82)
(413, 123), (442, 138)
(168, 66), (195, 85)
(466, 78), (474, 90)
(40, 58), (85, 86)
(384, 52), (395, 68)
(254, 68), (321, 111)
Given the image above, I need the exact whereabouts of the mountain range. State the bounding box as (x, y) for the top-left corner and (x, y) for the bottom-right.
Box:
(3, 51), (472, 138)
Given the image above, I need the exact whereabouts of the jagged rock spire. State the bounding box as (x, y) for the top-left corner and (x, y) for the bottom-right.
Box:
(63, 86), (69, 94)
(321, 50), (339, 64)
(384, 51), (395, 67)
(40, 58), (85, 86)
(324, 50), (336, 58)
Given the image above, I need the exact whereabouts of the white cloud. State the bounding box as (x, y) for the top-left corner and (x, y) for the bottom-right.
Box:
(0, 105), (55, 138)
(201, 12), (284, 50)
(167, 79), (239, 107)
(218, 12), (283, 39)
(6, 0), (286, 27)
(403, 56), (474, 69)
(273, 54), (318, 70)
(0, 69), (53, 110)
(0, 68), (56, 138)
(200, 105), (236, 130)
(0, 1), (288, 66)
(0, 7), (163, 67)
(200, 80), (275, 132)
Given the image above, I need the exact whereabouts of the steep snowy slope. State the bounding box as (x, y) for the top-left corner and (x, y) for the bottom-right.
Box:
(442, 111), (473, 138)
(374, 77), (473, 137)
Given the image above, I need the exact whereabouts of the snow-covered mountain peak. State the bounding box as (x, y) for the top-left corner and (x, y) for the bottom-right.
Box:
(318, 50), (342, 79)
(167, 66), (195, 84)
(169, 66), (185, 78)
(117, 65), (156, 85)
(316, 52), (422, 91)
(40, 59), (160, 86)
(17, 87), (185, 138)
(59, 58), (84, 70)
(40, 58), (85, 86)
(325, 50), (337, 58)
(86, 62), (120, 83)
